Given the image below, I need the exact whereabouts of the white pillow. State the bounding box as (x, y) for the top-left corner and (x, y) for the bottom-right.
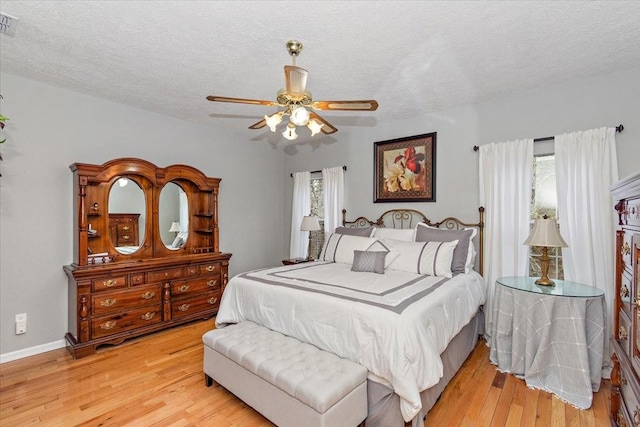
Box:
(371, 227), (415, 242)
(385, 238), (459, 277)
(415, 223), (478, 274)
(366, 239), (400, 268)
(319, 234), (379, 265)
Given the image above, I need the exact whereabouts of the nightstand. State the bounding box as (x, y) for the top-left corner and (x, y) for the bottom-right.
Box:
(282, 258), (313, 265)
(489, 276), (605, 409)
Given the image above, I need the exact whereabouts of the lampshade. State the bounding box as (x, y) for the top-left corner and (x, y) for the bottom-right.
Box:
(168, 221), (181, 233)
(523, 218), (568, 248)
(282, 122), (298, 140)
(300, 215), (321, 232)
(264, 112), (283, 132)
(290, 106), (310, 126)
(307, 119), (323, 137)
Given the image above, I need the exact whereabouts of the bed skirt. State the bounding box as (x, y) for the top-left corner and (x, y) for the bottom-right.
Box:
(365, 310), (484, 427)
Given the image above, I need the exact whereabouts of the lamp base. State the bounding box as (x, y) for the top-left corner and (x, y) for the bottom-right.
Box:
(535, 277), (555, 286)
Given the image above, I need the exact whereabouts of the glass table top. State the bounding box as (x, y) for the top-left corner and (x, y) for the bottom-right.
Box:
(496, 276), (604, 298)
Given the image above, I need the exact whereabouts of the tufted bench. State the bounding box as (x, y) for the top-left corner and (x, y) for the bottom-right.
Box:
(203, 321), (368, 427)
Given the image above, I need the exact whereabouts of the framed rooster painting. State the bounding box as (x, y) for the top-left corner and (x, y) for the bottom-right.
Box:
(374, 132), (436, 202)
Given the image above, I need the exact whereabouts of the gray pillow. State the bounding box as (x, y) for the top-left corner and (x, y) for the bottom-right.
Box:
(335, 226), (374, 237)
(414, 227), (473, 275)
(351, 250), (386, 274)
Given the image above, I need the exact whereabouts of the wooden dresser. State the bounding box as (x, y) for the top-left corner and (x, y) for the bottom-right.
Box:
(611, 171), (640, 426)
(108, 213), (140, 247)
(64, 158), (231, 358)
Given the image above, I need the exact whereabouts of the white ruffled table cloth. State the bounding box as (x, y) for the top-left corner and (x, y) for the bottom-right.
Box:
(489, 276), (606, 409)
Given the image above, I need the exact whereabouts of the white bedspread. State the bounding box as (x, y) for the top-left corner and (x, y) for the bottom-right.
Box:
(215, 261), (486, 421)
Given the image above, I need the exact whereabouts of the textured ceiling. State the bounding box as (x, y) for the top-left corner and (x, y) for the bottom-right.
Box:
(1, 1), (639, 143)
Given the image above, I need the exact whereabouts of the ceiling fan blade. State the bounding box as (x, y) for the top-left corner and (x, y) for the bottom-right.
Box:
(248, 118), (267, 130)
(284, 65), (308, 97)
(309, 112), (338, 135)
(311, 100), (379, 111)
(206, 96), (277, 107)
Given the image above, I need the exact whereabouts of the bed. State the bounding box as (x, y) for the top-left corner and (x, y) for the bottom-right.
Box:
(215, 208), (486, 427)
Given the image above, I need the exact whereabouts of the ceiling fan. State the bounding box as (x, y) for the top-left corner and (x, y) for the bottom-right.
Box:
(206, 40), (379, 140)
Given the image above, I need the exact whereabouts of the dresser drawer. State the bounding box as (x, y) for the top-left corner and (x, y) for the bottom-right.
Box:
(91, 275), (127, 292)
(619, 310), (633, 357)
(148, 267), (184, 282)
(619, 365), (640, 427)
(91, 306), (162, 339)
(171, 291), (221, 319)
(199, 262), (220, 276)
(623, 232), (633, 273)
(621, 271), (633, 319)
(92, 284), (161, 316)
(171, 276), (220, 296)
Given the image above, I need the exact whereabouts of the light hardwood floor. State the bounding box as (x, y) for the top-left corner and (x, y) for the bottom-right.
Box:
(0, 319), (611, 426)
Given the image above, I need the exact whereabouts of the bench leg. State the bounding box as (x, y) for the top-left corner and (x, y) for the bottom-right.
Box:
(205, 374), (214, 387)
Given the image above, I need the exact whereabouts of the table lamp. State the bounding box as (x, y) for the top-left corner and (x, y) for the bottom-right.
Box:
(169, 221), (181, 237)
(523, 217), (568, 286)
(300, 215), (321, 260)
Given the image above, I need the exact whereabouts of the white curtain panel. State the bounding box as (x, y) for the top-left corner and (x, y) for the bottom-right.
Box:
(322, 166), (345, 236)
(290, 171), (311, 258)
(555, 127), (618, 375)
(479, 139), (534, 339)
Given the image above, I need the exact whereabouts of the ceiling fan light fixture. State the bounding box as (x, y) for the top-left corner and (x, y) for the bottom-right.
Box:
(264, 112), (283, 132)
(282, 122), (298, 141)
(307, 119), (323, 136)
(290, 106), (310, 126)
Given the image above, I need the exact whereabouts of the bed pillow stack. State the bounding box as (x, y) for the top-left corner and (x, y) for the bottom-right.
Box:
(414, 223), (476, 275)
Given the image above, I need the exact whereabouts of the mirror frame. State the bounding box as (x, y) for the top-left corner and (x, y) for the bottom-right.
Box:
(70, 158), (221, 267)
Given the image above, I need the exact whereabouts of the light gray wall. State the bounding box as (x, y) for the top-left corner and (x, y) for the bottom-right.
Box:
(283, 68), (640, 254)
(0, 73), (285, 356)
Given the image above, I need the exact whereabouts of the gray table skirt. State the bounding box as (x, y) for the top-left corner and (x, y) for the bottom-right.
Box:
(489, 283), (606, 409)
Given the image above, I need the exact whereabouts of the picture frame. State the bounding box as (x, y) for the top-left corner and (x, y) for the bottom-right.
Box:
(374, 132), (436, 203)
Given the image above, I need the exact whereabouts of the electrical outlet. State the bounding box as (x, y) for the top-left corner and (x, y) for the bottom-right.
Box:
(15, 313), (27, 334)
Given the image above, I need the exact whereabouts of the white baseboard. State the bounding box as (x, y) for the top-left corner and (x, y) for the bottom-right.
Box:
(0, 339), (66, 364)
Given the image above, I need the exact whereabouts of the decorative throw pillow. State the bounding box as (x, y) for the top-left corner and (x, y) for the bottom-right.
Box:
(414, 224), (474, 275)
(351, 250), (386, 274)
(334, 226), (375, 237)
(385, 239), (459, 277)
(319, 234), (379, 264)
(371, 227), (415, 241)
(366, 239), (400, 268)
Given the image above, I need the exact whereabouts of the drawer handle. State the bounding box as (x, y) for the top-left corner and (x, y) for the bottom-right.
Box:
(141, 312), (155, 321)
(207, 280), (217, 287)
(179, 285), (190, 293)
(620, 325), (629, 340)
(622, 284), (630, 298)
(634, 407), (640, 427)
(206, 265), (215, 272)
(122, 226), (130, 230)
(178, 304), (190, 312)
(100, 320), (117, 330)
(141, 291), (156, 300)
(208, 297), (218, 305)
(622, 241), (631, 256)
(100, 298), (117, 307)
(621, 369), (628, 386)
(121, 235), (130, 240)
(103, 279), (118, 288)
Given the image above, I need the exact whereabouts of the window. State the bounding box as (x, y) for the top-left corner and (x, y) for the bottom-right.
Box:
(529, 154), (564, 279)
(309, 176), (325, 258)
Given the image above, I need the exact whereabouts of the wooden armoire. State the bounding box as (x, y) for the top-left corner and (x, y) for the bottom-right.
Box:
(611, 171), (640, 426)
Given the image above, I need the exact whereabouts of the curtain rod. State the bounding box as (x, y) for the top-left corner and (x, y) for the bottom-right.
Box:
(472, 124), (624, 152)
(290, 165), (347, 177)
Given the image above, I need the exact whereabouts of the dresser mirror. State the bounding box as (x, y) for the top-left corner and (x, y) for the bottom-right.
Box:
(108, 177), (146, 253)
(69, 158), (221, 267)
(159, 181), (188, 250)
